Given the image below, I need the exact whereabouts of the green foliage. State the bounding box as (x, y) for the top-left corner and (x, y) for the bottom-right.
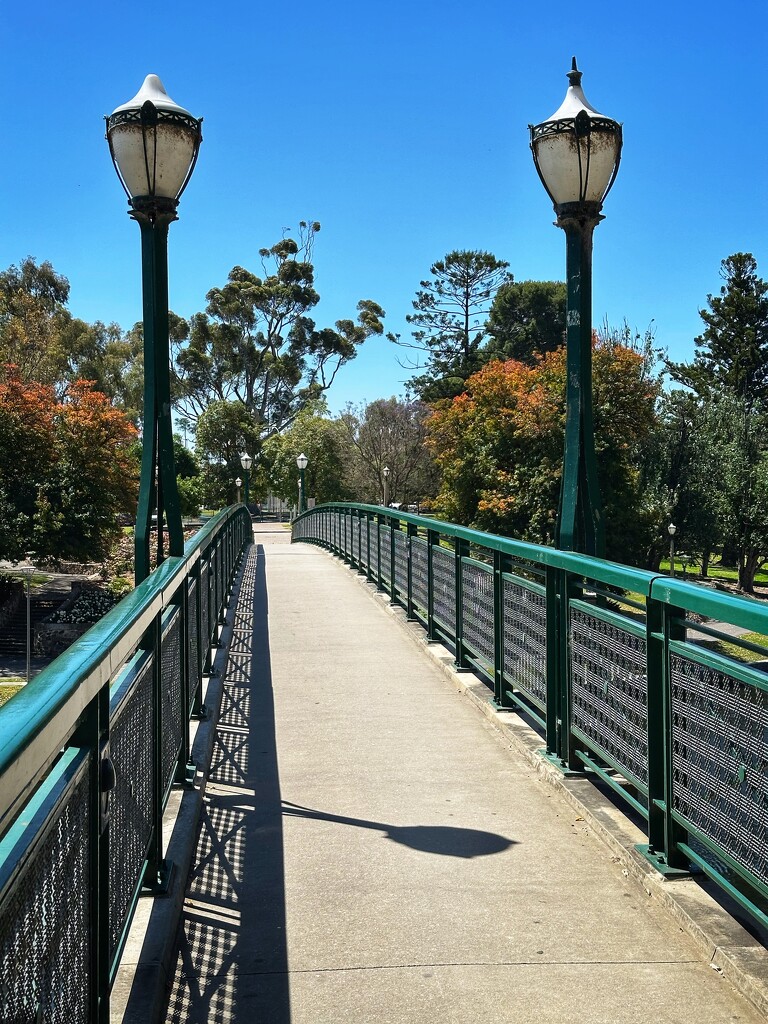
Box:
(393, 250), (511, 402)
(426, 340), (660, 565)
(262, 407), (354, 507)
(484, 280), (566, 365)
(339, 397), (440, 506)
(173, 222), (386, 441)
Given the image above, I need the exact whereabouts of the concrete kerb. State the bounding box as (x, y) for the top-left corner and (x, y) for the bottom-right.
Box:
(317, 544), (768, 1021)
(111, 545), (252, 1024)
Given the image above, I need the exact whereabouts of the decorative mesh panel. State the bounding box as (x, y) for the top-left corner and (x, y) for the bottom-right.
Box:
(109, 656), (154, 959)
(671, 653), (768, 888)
(161, 609), (184, 800)
(370, 522), (380, 576)
(353, 517), (362, 564)
(200, 561), (210, 655)
(570, 606), (648, 789)
(0, 759), (91, 1024)
(393, 531), (408, 597)
(379, 524), (391, 583)
(411, 537), (428, 613)
(432, 545), (456, 634)
(502, 578), (547, 708)
(188, 578), (200, 709)
(462, 561), (494, 666)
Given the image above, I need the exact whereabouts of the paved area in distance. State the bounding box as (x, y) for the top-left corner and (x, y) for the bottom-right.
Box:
(161, 524), (764, 1023)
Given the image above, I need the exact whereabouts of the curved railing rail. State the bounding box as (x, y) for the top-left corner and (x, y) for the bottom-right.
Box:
(0, 505), (252, 1023)
(294, 503), (768, 934)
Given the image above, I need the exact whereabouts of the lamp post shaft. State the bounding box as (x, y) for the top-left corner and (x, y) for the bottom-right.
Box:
(134, 215), (183, 585)
(244, 470), (250, 508)
(555, 211), (604, 558)
(669, 536), (675, 577)
(383, 476), (390, 508)
(299, 467), (306, 514)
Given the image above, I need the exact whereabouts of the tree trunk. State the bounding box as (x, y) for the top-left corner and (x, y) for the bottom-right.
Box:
(738, 548), (760, 593)
(699, 551), (710, 578)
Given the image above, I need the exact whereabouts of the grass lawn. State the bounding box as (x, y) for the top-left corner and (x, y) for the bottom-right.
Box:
(0, 682), (24, 707)
(660, 559), (768, 587)
(707, 631), (768, 663)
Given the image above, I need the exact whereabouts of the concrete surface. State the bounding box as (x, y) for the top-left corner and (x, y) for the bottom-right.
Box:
(117, 523), (767, 1023)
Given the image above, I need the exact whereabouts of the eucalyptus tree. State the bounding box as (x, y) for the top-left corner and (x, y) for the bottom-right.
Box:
(172, 222), (386, 440)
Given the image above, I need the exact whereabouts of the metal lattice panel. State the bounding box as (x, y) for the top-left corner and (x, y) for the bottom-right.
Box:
(369, 522), (379, 576)
(354, 517), (362, 564)
(570, 607), (648, 789)
(393, 531), (408, 596)
(188, 578), (200, 709)
(161, 609), (184, 799)
(411, 537), (428, 613)
(200, 561), (210, 659)
(0, 761), (91, 1024)
(502, 578), (547, 708)
(670, 653), (768, 888)
(109, 656), (154, 959)
(462, 561), (494, 666)
(379, 524), (391, 582)
(432, 545), (456, 633)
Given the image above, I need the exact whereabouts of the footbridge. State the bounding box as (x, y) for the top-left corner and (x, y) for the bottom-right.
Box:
(1, 506), (766, 1023)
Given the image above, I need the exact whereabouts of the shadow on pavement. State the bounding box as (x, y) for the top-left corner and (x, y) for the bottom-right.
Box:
(282, 800), (517, 858)
(164, 544), (291, 1024)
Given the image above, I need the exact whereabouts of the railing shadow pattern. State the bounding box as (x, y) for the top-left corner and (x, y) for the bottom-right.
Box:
(165, 544), (291, 1023)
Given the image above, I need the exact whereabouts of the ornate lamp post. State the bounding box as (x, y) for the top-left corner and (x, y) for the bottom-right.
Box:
(235, 477), (242, 504)
(296, 453), (308, 514)
(668, 522), (677, 577)
(530, 59), (622, 557)
(383, 465), (390, 508)
(240, 453), (253, 507)
(106, 75), (203, 584)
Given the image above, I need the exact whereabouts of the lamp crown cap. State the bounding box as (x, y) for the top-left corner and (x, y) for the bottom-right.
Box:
(110, 74), (195, 119)
(541, 57), (615, 125)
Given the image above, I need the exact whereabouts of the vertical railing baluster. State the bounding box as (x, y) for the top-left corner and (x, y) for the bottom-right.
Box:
(406, 522), (418, 621)
(454, 536), (470, 670)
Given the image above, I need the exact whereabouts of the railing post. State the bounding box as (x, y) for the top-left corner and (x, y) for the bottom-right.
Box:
(492, 550), (511, 707)
(366, 512), (374, 584)
(643, 594), (688, 872)
(142, 611), (173, 894)
(389, 516), (398, 604)
(175, 577), (195, 785)
(454, 536), (471, 671)
(426, 528), (439, 641)
(406, 522), (418, 621)
(350, 509), (359, 570)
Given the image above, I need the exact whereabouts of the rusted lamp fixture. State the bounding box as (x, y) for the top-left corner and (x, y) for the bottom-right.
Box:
(529, 59), (622, 557)
(106, 76), (202, 583)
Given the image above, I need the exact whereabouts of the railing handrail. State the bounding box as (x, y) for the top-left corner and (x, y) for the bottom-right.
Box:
(295, 502), (768, 629)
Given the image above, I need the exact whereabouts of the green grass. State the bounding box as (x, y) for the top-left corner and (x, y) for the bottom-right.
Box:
(707, 632), (768, 663)
(660, 559), (768, 586)
(0, 683), (23, 707)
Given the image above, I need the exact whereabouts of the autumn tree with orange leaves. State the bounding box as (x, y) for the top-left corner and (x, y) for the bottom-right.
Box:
(0, 367), (138, 561)
(426, 336), (660, 565)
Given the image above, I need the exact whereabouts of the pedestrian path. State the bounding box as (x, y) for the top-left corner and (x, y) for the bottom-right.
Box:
(161, 526), (765, 1023)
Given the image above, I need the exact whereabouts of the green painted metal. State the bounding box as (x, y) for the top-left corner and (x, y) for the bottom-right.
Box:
(293, 502), (768, 933)
(0, 505), (250, 1021)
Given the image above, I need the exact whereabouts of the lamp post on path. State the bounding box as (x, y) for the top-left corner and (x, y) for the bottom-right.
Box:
(241, 453), (253, 509)
(530, 58), (622, 557)
(383, 465), (390, 508)
(668, 522), (677, 577)
(235, 477), (243, 505)
(296, 453), (308, 514)
(106, 75), (203, 584)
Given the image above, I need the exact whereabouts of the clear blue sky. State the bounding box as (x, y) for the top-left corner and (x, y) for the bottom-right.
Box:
(1, 0), (766, 413)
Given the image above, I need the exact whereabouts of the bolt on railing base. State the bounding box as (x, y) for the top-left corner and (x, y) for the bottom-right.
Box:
(538, 749), (585, 777)
(141, 858), (176, 897)
(635, 844), (691, 879)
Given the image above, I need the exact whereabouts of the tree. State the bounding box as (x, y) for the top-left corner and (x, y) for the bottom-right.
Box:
(262, 407), (353, 507)
(0, 368), (138, 561)
(393, 250), (511, 402)
(425, 338), (660, 565)
(173, 222), (386, 440)
(668, 253), (768, 408)
(668, 253), (768, 590)
(484, 280), (566, 365)
(339, 397), (439, 506)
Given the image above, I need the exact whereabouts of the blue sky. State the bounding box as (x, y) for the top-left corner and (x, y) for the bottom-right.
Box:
(1, 0), (766, 413)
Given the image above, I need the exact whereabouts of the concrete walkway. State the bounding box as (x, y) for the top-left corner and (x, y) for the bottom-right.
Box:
(159, 525), (765, 1023)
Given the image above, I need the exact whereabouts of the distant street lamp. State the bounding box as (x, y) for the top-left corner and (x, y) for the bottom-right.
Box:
(668, 522), (677, 577)
(240, 453), (253, 508)
(383, 465), (390, 508)
(530, 58), (622, 557)
(106, 75), (203, 584)
(235, 477), (242, 504)
(296, 453), (308, 514)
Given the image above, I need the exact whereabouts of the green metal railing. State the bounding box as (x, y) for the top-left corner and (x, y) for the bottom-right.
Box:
(0, 505), (252, 1023)
(294, 503), (768, 933)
